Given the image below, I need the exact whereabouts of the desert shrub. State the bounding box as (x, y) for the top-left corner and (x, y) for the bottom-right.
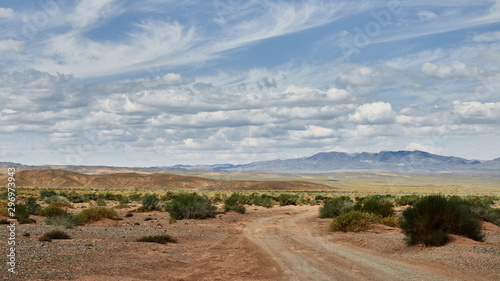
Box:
(250, 195), (275, 208)
(14, 204), (30, 220)
(395, 195), (422, 206)
(44, 195), (68, 204)
(0, 192), (8, 201)
(45, 214), (77, 228)
(119, 197), (131, 204)
(161, 191), (176, 202)
(130, 193), (142, 202)
(165, 193), (216, 220)
(329, 210), (375, 232)
(26, 197), (42, 215)
(19, 218), (36, 224)
(356, 197), (394, 217)
(97, 198), (107, 206)
(40, 190), (57, 200)
(224, 193), (247, 214)
(136, 234), (177, 244)
(67, 192), (84, 203)
(449, 195), (497, 209)
(84, 193), (98, 201)
(377, 215), (398, 227)
(105, 193), (122, 201)
(39, 230), (71, 242)
(278, 194), (299, 206)
(484, 209), (500, 226)
(319, 196), (353, 218)
(37, 203), (69, 217)
(75, 207), (119, 225)
(141, 194), (163, 211)
(400, 195), (484, 246)
(114, 203), (129, 209)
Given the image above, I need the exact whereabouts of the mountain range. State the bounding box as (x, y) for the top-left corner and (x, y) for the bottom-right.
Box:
(2, 150), (500, 174)
(160, 150), (500, 174)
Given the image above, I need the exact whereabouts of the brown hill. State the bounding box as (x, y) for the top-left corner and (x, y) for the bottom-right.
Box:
(0, 169), (333, 191)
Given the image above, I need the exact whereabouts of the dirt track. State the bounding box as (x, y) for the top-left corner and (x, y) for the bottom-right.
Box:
(243, 207), (476, 281)
(4, 205), (500, 280)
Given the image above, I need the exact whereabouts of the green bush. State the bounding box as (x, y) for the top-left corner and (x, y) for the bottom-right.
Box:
(39, 230), (71, 242)
(14, 204), (30, 220)
(356, 197), (394, 217)
(141, 194), (163, 211)
(130, 193), (142, 202)
(395, 195), (422, 206)
(37, 203), (69, 217)
(250, 195), (275, 208)
(67, 192), (84, 203)
(164, 193), (216, 220)
(119, 197), (131, 204)
(97, 198), (107, 206)
(75, 207), (119, 225)
(136, 234), (177, 244)
(400, 195), (484, 246)
(319, 196), (353, 218)
(26, 197), (42, 215)
(44, 195), (68, 204)
(40, 190), (57, 200)
(278, 194), (299, 206)
(224, 193), (247, 214)
(45, 214), (77, 228)
(83, 193), (97, 201)
(329, 210), (375, 232)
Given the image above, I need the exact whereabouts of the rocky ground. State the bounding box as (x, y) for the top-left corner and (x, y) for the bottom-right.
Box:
(1, 205), (499, 280)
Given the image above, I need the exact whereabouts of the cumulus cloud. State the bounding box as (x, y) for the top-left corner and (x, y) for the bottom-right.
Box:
(421, 61), (478, 79)
(0, 40), (24, 53)
(289, 125), (336, 139)
(349, 102), (396, 124)
(0, 7), (14, 18)
(453, 100), (500, 123)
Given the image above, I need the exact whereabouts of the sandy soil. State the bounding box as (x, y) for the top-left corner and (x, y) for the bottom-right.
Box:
(2, 205), (499, 280)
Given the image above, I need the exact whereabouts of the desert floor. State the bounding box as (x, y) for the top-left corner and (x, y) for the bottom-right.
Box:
(3, 204), (500, 281)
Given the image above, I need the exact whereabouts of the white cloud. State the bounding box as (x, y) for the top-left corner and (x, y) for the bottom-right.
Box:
(337, 66), (373, 86)
(405, 142), (443, 154)
(416, 10), (438, 21)
(453, 100), (500, 123)
(470, 31), (500, 42)
(70, 0), (119, 28)
(290, 125), (336, 139)
(0, 40), (24, 53)
(421, 61), (478, 79)
(0, 7), (14, 18)
(349, 102), (396, 124)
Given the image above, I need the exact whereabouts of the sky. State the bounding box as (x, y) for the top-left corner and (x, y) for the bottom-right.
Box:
(0, 0), (499, 167)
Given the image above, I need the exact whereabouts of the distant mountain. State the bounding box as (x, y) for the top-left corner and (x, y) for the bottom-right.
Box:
(165, 150), (500, 174)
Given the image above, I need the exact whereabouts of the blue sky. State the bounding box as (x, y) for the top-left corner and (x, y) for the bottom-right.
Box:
(0, 0), (499, 166)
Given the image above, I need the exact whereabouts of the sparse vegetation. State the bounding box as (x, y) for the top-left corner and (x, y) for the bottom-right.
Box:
(400, 195), (484, 246)
(224, 193), (247, 214)
(37, 203), (69, 217)
(75, 207), (119, 225)
(319, 196), (353, 218)
(355, 196), (394, 217)
(278, 194), (299, 206)
(141, 194), (163, 211)
(329, 210), (374, 232)
(45, 214), (77, 228)
(97, 198), (107, 206)
(136, 234), (177, 244)
(39, 230), (71, 242)
(164, 192), (216, 220)
(26, 197), (42, 215)
(14, 204), (30, 220)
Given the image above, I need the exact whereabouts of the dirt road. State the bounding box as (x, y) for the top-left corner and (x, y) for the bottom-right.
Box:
(244, 207), (479, 281)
